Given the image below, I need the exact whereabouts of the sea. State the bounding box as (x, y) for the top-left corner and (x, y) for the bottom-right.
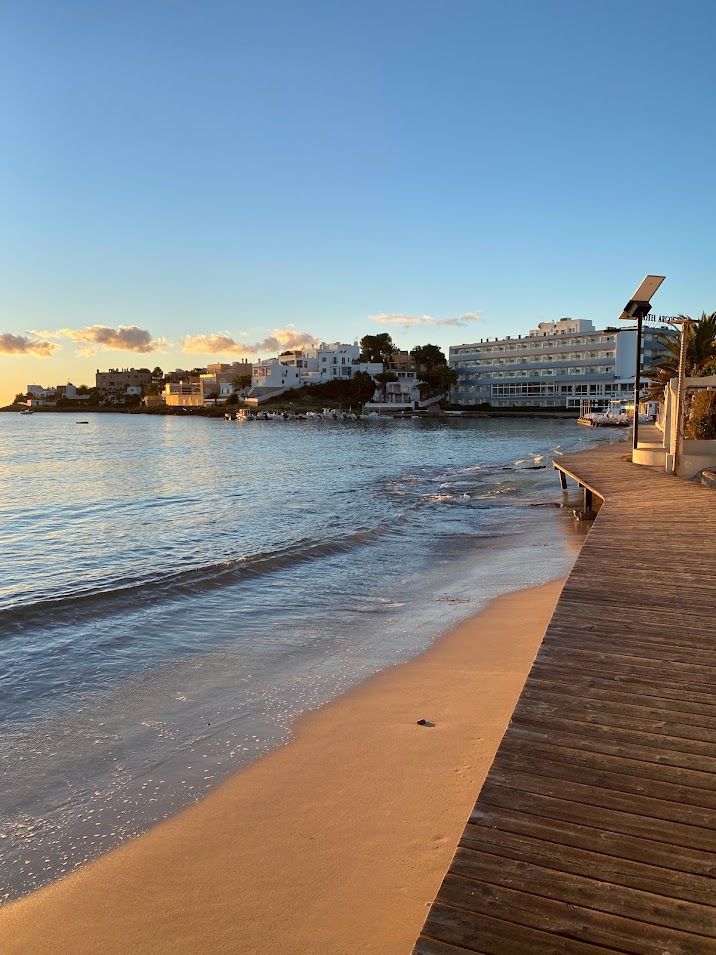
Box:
(0, 411), (625, 902)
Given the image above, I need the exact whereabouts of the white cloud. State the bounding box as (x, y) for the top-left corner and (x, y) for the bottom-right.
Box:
(371, 312), (483, 328)
(43, 324), (168, 355)
(183, 327), (322, 356)
(0, 333), (59, 357)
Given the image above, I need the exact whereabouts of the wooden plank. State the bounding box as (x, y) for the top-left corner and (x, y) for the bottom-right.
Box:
(413, 442), (716, 954)
(517, 683), (716, 729)
(469, 802), (716, 878)
(460, 822), (716, 906)
(501, 726), (716, 786)
(528, 662), (716, 706)
(449, 846), (716, 935)
(413, 937), (485, 955)
(529, 656), (716, 695)
(491, 753), (716, 820)
(512, 699), (716, 748)
(476, 782), (716, 855)
(422, 899), (624, 955)
(543, 628), (716, 660)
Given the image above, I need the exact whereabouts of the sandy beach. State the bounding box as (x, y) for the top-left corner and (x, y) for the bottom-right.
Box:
(0, 578), (565, 955)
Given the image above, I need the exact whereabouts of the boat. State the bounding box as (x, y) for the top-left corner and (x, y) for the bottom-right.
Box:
(18, 408), (34, 415)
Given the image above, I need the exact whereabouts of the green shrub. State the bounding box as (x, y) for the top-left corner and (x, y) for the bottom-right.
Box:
(686, 390), (716, 439)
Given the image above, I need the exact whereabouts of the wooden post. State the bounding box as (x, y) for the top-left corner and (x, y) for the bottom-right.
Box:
(584, 487), (593, 511)
(558, 469), (567, 490)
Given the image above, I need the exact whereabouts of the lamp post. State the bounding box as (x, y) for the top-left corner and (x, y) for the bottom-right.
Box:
(618, 275), (665, 452)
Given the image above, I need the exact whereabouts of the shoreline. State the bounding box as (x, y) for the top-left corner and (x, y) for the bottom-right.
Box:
(1, 404), (580, 419)
(0, 577), (565, 955)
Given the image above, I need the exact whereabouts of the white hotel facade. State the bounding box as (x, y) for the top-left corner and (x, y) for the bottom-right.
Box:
(449, 318), (673, 410)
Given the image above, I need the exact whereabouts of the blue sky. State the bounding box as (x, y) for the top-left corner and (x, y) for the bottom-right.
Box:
(2, 0), (715, 401)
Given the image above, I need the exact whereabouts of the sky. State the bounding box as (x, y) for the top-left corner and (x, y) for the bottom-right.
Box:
(2, 0), (715, 403)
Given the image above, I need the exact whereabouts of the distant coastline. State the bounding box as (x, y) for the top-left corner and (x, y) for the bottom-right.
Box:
(1, 403), (581, 420)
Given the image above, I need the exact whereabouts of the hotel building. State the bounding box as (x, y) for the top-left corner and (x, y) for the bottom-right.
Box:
(449, 318), (673, 410)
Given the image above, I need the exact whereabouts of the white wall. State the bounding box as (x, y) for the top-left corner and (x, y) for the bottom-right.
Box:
(251, 361), (301, 390)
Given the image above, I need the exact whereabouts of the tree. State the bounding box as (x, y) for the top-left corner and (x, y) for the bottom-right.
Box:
(359, 333), (396, 363)
(233, 373), (252, 392)
(410, 343), (446, 374)
(428, 363), (458, 400)
(13, 393), (26, 404)
(644, 313), (716, 402)
(374, 370), (398, 400)
(352, 371), (375, 403)
(151, 366), (164, 380)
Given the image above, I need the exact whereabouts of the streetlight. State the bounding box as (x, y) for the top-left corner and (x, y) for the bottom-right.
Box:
(618, 275), (665, 451)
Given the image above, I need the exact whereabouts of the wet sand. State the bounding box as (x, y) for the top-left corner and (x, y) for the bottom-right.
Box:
(0, 578), (565, 955)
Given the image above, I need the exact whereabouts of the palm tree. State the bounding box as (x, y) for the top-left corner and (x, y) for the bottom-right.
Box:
(233, 373), (252, 394)
(643, 312), (716, 403)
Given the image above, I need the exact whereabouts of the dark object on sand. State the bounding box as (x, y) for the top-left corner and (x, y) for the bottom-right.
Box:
(416, 719), (435, 726)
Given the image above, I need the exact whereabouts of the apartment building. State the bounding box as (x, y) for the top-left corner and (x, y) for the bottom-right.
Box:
(96, 367), (152, 395)
(449, 318), (673, 410)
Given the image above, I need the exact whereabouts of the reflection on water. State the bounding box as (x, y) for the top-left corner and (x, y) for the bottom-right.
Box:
(0, 412), (623, 900)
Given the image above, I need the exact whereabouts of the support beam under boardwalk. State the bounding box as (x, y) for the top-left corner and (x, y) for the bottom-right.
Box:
(413, 442), (716, 955)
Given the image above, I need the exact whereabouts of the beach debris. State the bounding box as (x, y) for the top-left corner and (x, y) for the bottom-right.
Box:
(416, 719), (435, 727)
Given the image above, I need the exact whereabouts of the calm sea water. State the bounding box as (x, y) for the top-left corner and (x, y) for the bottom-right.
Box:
(0, 411), (623, 901)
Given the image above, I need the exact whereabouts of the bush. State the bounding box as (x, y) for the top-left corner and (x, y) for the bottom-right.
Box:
(302, 376), (374, 403)
(686, 391), (716, 439)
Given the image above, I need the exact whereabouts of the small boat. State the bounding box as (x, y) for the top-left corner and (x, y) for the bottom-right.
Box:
(76, 421), (89, 424)
(18, 408), (34, 415)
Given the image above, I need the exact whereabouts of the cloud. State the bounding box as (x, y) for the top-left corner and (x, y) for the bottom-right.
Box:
(42, 325), (168, 355)
(183, 327), (322, 356)
(0, 333), (59, 357)
(371, 312), (483, 328)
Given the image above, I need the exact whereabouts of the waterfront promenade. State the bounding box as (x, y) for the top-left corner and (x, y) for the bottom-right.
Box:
(413, 441), (716, 954)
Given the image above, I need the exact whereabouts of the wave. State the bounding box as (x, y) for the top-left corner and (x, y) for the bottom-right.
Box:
(0, 523), (395, 634)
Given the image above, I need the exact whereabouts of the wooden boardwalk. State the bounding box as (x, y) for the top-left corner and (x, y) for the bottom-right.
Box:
(413, 442), (716, 955)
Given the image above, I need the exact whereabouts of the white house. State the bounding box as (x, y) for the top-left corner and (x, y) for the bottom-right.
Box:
(364, 371), (430, 411)
(248, 360), (303, 402)
(278, 342), (382, 383)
